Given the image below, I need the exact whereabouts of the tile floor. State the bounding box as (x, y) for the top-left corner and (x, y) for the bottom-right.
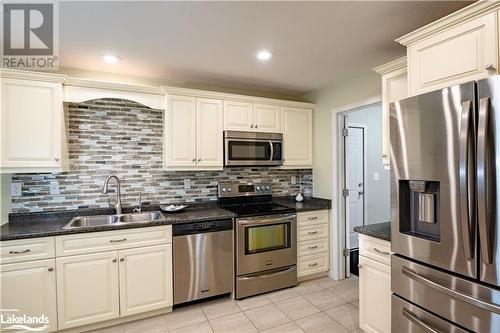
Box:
(89, 276), (361, 333)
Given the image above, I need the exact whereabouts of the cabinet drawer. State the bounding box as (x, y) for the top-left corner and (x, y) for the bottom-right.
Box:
(359, 234), (391, 266)
(297, 210), (328, 227)
(298, 252), (329, 277)
(56, 226), (172, 257)
(298, 238), (328, 257)
(298, 224), (328, 242)
(0, 237), (55, 264)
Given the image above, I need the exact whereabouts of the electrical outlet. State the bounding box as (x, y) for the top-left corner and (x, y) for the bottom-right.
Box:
(291, 176), (297, 185)
(184, 178), (191, 189)
(11, 182), (22, 197)
(50, 181), (60, 195)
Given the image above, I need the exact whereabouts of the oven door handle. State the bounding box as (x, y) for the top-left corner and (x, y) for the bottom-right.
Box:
(237, 215), (295, 226)
(238, 267), (296, 281)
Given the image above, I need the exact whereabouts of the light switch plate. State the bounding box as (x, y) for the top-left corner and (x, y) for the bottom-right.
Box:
(11, 182), (22, 197)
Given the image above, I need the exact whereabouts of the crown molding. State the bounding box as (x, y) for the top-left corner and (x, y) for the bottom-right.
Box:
(372, 56), (407, 75)
(0, 68), (68, 83)
(65, 77), (164, 95)
(396, 1), (500, 46)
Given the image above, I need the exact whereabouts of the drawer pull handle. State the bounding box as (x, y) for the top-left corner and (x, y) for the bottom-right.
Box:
(308, 262), (318, 267)
(308, 231), (318, 235)
(110, 238), (127, 243)
(9, 249), (31, 254)
(373, 247), (390, 256)
(48, 267), (54, 272)
(308, 245), (318, 249)
(308, 216), (318, 220)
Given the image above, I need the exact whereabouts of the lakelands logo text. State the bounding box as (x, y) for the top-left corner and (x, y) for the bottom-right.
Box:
(2, 1), (59, 70)
(1, 309), (50, 331)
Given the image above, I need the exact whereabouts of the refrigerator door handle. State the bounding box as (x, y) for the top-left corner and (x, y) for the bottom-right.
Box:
(402, 308), (439, 333)
(459, 100), (474, 260)
(477, 97), (493, 265)
(402, 266), (500, 314)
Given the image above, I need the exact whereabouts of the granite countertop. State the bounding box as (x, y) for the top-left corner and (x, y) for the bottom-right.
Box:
(0, 204), (235, 241)
(353, 222), (391, 241)
(273, 196), (331, 212)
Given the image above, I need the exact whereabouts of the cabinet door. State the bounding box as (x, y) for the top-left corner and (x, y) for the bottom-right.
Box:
(254, 104), (281, 133)
(118, 244), (173, 317)
(196, 98), (223, 168)
(0, 259), (58, 332)
(359, 255), (391, 333)
(408, 12), (498, 95)
(56, 251), (119, 329)
(223, 101), (254, 131)
(164, 95), (197, 167)
(382, 67), (407, 167)
(1, 79), (63, 170)
(281, 107), (313, 167)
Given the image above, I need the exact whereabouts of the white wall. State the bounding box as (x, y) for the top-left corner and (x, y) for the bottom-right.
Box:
(347, 105), (390, 224)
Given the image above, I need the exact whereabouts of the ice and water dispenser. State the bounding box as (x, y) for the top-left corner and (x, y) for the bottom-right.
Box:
(399, 180), (441, 242)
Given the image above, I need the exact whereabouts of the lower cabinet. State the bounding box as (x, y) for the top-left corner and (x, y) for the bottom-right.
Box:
(0, 259), (58, 332)
(297, 210), (330, 279)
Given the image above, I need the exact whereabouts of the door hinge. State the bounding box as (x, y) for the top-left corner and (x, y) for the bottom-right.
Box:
(342, 189), (349, 197)
(343, 249), (350, 257)
(342, 128), (349, 137)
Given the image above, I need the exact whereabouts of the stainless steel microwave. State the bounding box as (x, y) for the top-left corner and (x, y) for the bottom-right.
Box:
(224, 131), (283, 166)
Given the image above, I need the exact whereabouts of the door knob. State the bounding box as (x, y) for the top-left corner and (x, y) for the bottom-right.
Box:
(358, 191), (364, 195)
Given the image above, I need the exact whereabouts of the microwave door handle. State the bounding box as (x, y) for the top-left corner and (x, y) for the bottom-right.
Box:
(269, 141), (274, 161)
(459, 100), (474, 260)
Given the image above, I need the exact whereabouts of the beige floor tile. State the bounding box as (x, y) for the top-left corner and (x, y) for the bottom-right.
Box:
(325, 304), (359, 330)
(201, 297), (241, 320)
(88, 325), (125, 333)
(260, 321), (305, 333)
(170, 321), (214, 333)
(164, 305), (207, 331)
(350, 301), (359, 309)
(123, 315), (168, 333)
(267, 287), (300, 303)
(327, 280), (358, 294)
(293, 282), (323, 295)
(295, 313), (348, 333)
(209, 312), (257, 333)
(315, 277), (356, 289)
(244, 303), (290, 330)
(275, 296), (321, 320)
(331, 286), (359, 303)
(303, 290), (348, 311)
(235, 294), (272, 311)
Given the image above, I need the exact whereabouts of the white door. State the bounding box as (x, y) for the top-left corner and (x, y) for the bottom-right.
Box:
(347, 126), (365, 249)
(0, 259), (58, 332)
(254, 104), (281, 132)
(196, 98), (223, 168)
(223, 101), (254, 131)
(165, 94), (197, 167)
(359, 255), (391, 333)
(1, 79), (63, 169)
(281, 107), (313, 167)
(56, 251), (119, 329)
(118, 244), (173, 317)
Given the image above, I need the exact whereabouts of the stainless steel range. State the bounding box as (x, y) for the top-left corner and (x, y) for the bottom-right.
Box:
(218, 182), (297, 299)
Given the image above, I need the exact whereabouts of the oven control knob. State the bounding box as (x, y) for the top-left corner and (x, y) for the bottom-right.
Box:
(222, 188), (227, 192)
(227, 188), (232, 192)
(266, 186), (270, 190)
(256, 186), (261, 191)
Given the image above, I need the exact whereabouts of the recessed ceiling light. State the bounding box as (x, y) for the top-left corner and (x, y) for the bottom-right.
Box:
(256, 49), (273, 62)
(102, 54), (121, 64)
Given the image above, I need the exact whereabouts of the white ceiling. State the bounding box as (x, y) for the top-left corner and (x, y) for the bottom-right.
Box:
(59, 1), (472, 98)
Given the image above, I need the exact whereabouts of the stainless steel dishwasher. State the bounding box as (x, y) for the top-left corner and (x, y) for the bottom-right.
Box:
(173, 219), (233, 305)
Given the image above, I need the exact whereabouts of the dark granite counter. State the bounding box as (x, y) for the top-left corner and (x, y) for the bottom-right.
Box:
(273, 196), (331, 212)
(354, 222), (391, 241)
(1, 204), (235, 241)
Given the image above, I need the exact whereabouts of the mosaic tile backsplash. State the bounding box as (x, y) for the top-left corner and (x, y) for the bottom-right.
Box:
(10, 99), (313, 213)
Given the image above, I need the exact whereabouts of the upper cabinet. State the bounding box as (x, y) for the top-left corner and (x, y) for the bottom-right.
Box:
(224, 101), (281, 133)
(1, 75), (68, 173)
(396, 2), (500, 96)
(282, 107), (313, 168)
(164, 94), (223, 170)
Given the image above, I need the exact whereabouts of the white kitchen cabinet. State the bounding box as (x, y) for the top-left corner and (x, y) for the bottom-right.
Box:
(119, 244), (173, 317)
(223, 100), (254, 131)
(254, 103), (281, 132)
(297, 210), (329, 279)
(373, 57), (408, 168)
(0, 259), (58, 332)
(164, 95), (223, 170)
(281, 107), (313, 168)
(1, 77), (68, 173)
(358, 234), (391, 333)
(56, 251), (120, 330)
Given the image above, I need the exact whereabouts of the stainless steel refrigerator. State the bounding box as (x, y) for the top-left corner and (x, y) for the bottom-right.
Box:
(390, 75), (500, 332)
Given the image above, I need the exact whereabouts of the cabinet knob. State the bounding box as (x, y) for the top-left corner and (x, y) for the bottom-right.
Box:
(250, 124), (254, 128)
(486, 64), (496, 72)
(358, 264), (363, 268)
(112, 258), (117, 263)
(48, 267), (54, 272)
(198, 158), (202, 162)
(255, 124), (258, 128)
(192, 158), (196, 162)
(382, 154), (387, 158)
(120, 258), (125, 262)
(54, 157), (60, 162)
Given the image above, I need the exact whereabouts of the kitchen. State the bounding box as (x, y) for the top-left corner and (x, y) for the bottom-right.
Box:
(1, 1), (499, 333)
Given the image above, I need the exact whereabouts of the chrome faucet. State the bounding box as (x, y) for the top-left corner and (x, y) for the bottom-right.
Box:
(102, 175), (122, 214)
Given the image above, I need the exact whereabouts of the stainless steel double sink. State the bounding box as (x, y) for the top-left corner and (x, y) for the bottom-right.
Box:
(63, 211), (166, 229)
